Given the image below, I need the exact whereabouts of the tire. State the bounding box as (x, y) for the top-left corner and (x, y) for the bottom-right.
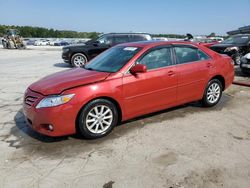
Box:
(71, 53), (88, 68)
(233, 53), (242, 65)
(77, 99), (118, 139)
(201, 79), (222, 107)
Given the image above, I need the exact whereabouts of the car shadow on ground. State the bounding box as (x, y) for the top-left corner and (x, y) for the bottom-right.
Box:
(53, 62), (72, 68)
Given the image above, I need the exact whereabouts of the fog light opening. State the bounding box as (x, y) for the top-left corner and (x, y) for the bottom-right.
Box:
(41, 124), (54, 131)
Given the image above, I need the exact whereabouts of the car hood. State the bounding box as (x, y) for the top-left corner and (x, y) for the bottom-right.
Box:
(29, 68), (110, 95)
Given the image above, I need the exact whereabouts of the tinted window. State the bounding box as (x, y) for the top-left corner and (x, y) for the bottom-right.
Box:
(85, 46), (141, 73)
(137, 48), (173, 70)
(97, 35), (113, 45)
(223, 35), (250, 44)
(130, 35), (146, 42)
(174, 46), (209, 64)
(114, 35), (129, 44)
(197, 49), (210, 60)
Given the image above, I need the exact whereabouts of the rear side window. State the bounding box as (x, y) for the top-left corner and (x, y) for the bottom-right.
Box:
(114, 35), (129, 44)
(137, 47), (173, 70)
(130, 35), (147, 42)
(174, 46), (210, 64)
(197, 49), (210, 60)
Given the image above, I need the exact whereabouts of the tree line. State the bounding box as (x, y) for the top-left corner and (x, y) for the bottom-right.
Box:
(0, 25), (100, 39)
(0, 25), (189, 39)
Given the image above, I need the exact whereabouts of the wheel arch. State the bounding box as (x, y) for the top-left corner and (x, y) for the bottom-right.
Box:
(75, 96), (123, 131)
(71, 52), (89, 62)
(209, 75), (225, 91)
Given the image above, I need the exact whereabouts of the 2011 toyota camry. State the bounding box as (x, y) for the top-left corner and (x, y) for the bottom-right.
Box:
(23, 41), (234, 139)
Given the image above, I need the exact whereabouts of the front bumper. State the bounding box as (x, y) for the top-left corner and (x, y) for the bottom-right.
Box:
(62, 51), (71, 62)
(240, 63), (250, 73)
(23, 89), (76, 137)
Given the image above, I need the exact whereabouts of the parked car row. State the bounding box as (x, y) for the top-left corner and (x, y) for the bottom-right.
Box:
(22, 38), (90, 46)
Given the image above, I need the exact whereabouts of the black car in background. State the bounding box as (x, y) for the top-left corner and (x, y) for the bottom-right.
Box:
(62, 33), (152, 67)
(210, 34), (250, 65)
(240, 53), (250, 75)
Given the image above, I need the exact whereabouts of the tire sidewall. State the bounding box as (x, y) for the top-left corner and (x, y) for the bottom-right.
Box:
(233, 53), (242, 65)
(203, 79), (222, 107)
(71, 53), (88, 68)
(77, 99), (118, 139)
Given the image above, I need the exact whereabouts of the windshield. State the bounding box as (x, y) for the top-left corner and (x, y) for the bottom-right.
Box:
(85, 46), (141, 73)
(223, 35), (250, 44)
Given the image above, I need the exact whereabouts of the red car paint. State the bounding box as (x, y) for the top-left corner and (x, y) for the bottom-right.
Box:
(23, 41), (234, 137)
(198, 41), (219, 48)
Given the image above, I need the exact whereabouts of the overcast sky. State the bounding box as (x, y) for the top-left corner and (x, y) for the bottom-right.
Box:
(0, 0), (249, 35)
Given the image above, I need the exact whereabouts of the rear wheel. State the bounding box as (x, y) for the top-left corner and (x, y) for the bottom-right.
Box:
(71, 53), (88, 68)
(202, 79), (222, 107)
(77, 99), (118, 139)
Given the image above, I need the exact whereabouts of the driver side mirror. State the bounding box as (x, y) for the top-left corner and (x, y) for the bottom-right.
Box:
(130, 64), (147, 74)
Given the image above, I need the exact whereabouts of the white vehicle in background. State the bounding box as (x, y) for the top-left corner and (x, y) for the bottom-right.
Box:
(48, 39), (60, 46)
(153, 37), (168, 41)
(208, 37), (224, 42)
(34, 40), (49, 46)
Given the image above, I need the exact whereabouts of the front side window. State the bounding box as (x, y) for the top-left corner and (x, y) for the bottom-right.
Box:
(85, 46), (141, 73)
(96, 35), (113, 45)
(174, 46), (210, 64)
(137, 47), (173, 70)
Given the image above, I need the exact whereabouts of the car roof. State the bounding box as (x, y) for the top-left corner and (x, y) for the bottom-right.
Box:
(231, 34), (250, 37)
(104, 33), (151, 36)
(117, 40), (200, 48)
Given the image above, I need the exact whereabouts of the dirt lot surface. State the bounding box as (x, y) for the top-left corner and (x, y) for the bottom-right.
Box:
(0, 47), (250, 188)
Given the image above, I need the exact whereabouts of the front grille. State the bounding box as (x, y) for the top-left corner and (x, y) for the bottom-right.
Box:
(25, 96), (38, 106)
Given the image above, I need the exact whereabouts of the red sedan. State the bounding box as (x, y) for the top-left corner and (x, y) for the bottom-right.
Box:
(23, 41), (234, 138)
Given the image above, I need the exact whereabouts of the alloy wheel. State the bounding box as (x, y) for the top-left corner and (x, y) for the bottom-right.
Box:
(206, 82), (221, 104)
(73, 55), (87, 67)
(85, 105), (113, 134)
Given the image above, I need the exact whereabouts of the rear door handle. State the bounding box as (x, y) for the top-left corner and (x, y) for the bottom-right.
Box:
(168, 70), (175, 76)
(206, 62), (212, 67)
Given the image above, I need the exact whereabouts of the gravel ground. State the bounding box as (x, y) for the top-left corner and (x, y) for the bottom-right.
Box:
(0, 47), (250, 188)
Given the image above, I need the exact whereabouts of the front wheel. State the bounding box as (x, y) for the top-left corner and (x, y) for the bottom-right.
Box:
(77, 99), (118, 139)
(71, 53), (88, 68)
(233, 53), (242, 65)
(201, 79), (222, 107)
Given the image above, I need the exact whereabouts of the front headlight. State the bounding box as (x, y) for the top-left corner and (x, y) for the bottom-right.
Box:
(62, 48), (69, 53)
(240, 57), (247, 64)
(224, 46), (239, 52)
(36, 94), (75, 109)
